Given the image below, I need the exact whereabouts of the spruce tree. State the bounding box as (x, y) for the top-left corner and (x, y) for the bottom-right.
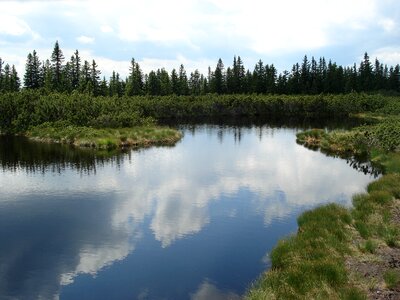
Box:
(178, 64), (189, 95)
(253, 59), (266, 93)
(236, 56), (245, 93)
(10, 65), (20, 92)
(90, 59), (101, 96)
(359, 52), (373, 92)
(189, 69), (201, 95)
(70, 50), (81, 90)
(24, 53), (34, 89)
(171, 69), (179, 95)
(24, 50), (40, 89)
(79, 60), (91, 92)
(126, 58), (143, 96)
(51, 41), (65, 91)
(214, 58), (225, 94)
(159, 68), (171, 95)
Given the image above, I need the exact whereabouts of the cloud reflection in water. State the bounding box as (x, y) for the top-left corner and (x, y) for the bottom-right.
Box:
(0, 125), (374, 299)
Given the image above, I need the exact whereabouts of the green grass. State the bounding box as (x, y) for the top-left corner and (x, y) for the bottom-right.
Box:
(383, 270), (400, 289)
(246, 204), (354, 299)
(26, 122), (182, 150)
(297, 118), (400, 159)
(361, 239), (378, 254)
(367, 173), (400, 198)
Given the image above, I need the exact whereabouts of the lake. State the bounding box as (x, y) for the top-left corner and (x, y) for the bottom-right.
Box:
(0, 121), (375, 300)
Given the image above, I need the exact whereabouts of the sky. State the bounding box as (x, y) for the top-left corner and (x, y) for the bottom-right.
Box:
(1, 0), (399, 79)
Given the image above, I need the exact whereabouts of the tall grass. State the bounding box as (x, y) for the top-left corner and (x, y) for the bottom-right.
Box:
(246, 204), (360, 299)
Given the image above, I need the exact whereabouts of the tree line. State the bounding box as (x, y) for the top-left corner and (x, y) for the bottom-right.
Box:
(0, 41), (399, 96)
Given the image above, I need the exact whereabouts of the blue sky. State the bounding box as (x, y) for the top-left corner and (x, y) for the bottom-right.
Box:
(1, 0), (399, 79)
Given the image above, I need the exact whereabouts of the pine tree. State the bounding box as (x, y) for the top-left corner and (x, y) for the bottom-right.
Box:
(24, 53), (33, 89)
(147, 70), (160, 95)
(388, 65), (400, 92)
(265, 64), (277, 93)
(90, 59), (101, 96)
(288, 63), (301, 94)
(159, 68), (171, 95)
(178, 64), (189, 95)
(236, 56), (245, 93)
(62, 62), (73, 92)
(300, 55), (310, 93)
(189, 69), (201, 95)
(200, 74), (208, 94)
(99, 77), (109, 96)
(253, 59), (266, 93)
(276, 71), (289, 94)
(310, 57), (319, 94)
(79, 60), (91, 93)
(10, 65), (20, 92)
(3, 64), (11, 92)
(373, 58), (385, 91)
(23, 50), (40, 89)
(42, 59), (53, 91)
(214, 58), (225, 94)
(126, 58), (143, 96)
(70, 50), (81, 90)
(359, 52), (373, 92)
(226, 67), (235, 94)
(171, 69), (179, 95)
(51, 41), (65, 91)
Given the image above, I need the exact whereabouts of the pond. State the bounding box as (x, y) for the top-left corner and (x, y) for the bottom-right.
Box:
(0, 122), (375, 299)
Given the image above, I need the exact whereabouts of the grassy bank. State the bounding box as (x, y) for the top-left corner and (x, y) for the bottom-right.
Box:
(247, 118), (400, 299)
(26, 122), (182, 150)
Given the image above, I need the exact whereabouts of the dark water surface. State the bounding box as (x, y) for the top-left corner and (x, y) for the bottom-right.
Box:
(0, 123), (375, 300)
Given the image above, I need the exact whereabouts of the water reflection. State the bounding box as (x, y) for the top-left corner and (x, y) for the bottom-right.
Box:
(190, 281), (241, 300)
(0, 124), (374, 299)
(297, 139), (382, 177)
(0, 135), (128, 175)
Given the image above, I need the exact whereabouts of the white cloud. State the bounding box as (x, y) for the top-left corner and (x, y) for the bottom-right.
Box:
(100, 25), (113, 33)
(190, 281), (240, 300)
(379, 18), (396, 33)
(370, 47), (400, 66)
(139, 56), (215, 75)
(0, 15), (38, 37)
(0, 0), (398, 82)
(77, 35), (95, 44)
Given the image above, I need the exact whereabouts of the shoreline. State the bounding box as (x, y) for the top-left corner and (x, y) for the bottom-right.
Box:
(247, 119), (400, 299)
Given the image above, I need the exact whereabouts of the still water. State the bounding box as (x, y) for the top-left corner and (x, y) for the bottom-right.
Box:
(0, 123), (375, 300)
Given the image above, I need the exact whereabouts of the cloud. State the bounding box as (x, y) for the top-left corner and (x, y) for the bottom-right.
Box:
(378, 18), (396, 33)
(0, 124), (374, 298)
(0, 15), (38, 38)
(100, 25), (113, 33)
(0, 0), (399, 77)
(77, 35), (95, 44)
(370, 47), (400, 65)
(190, 280), (241, 300)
